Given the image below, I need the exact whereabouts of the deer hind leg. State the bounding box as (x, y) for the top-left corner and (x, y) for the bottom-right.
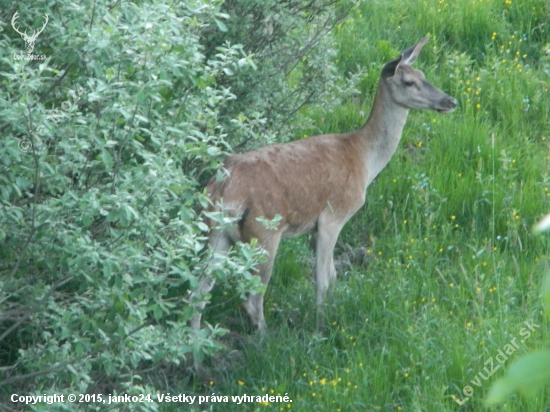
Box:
(241, 229), (282, 334)
(314, 218), (344, 331)
(189, 229), (233, 331)
(311, 231), (337, 282)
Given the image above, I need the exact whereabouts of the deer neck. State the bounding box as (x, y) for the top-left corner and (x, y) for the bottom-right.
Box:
(357, 81), (409, 186)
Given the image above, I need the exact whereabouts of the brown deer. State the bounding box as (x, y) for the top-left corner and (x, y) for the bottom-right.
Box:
(192, 37), (457, 333)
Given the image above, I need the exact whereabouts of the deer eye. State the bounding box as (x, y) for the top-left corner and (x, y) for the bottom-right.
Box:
(404, 80), (415, 87)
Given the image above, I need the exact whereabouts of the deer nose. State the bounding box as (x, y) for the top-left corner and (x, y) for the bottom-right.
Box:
(445, 97), (458, 109)
(436, 96), (458, 114)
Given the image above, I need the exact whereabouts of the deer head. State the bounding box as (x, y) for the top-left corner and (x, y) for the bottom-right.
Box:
(381, 37), (457, 114)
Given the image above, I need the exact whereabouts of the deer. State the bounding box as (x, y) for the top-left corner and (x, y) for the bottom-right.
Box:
(191, 37), (457, 335)
(11, 11), (49, 55)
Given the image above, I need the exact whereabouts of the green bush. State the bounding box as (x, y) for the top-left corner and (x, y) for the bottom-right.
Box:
(204, 0), (357, 148)
(0, 0), (348, 404)
(0, 0), (294, 406)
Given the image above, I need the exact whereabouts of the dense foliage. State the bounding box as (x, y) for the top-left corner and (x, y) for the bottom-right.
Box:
(0, 0), (347, 408)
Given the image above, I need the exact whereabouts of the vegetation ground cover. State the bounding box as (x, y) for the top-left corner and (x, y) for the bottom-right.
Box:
(199, 0), (550, 411)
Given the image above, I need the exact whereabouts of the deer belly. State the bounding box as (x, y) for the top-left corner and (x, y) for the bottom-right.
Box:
(281, 216), (318, 238)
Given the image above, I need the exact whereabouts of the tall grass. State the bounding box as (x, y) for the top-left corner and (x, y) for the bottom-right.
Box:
(188, 0), (550, 410)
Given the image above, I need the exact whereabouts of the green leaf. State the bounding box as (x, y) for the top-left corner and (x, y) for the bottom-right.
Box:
(136, 89), (146, 102)
(101, 148), (113, 168)
(130, 287), (144, 299)
(67, 364), (78, 375)
(74, 342), (86, 357)
(214, 18), (227, 32)
(153, 304), (162, 321)
(207, 146), (219, 156)
(82, 214), (91, 228)
(485, 350), (550, 405)
(103, 261), (112, 278)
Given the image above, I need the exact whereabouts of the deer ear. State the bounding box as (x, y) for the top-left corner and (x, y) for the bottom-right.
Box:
(381, 37), (429, 78)
(381, 55), (402, 78)
(401, 37), (429, 65)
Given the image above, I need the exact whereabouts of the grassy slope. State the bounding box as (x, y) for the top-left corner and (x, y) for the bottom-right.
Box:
(188, 0), (550, 411)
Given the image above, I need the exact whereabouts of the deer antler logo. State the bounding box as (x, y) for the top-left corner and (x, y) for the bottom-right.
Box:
(11, 11), (49, 55)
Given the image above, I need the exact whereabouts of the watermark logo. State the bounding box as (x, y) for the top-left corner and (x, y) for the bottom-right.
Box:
(452, 319), (540, 405)
(11, 11), (48, 60)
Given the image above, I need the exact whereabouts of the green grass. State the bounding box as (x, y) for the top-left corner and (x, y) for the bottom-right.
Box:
(184, 0), (550, 410)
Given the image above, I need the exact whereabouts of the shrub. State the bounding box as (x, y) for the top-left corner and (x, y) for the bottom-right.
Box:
(0, 0), (264, 405)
